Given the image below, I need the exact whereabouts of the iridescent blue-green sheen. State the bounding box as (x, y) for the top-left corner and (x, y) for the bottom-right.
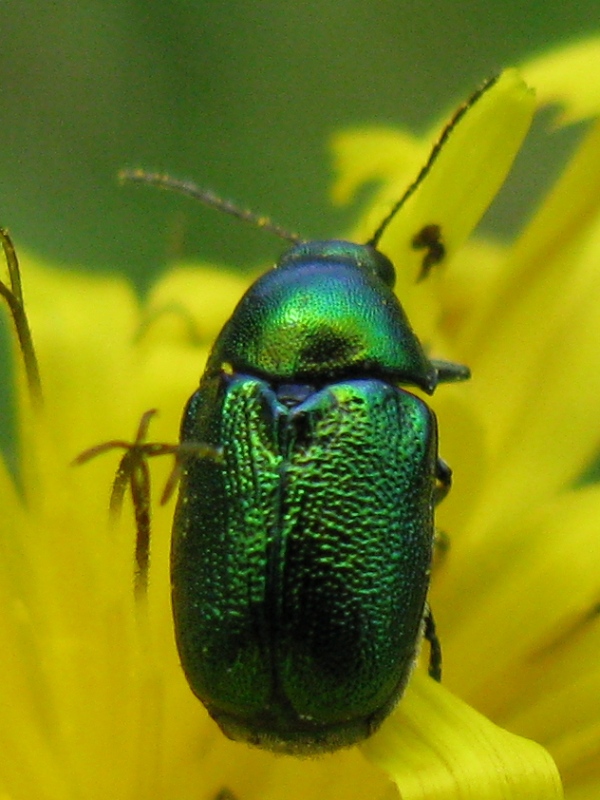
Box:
(171, 240), (441, 754)
(202, 241), (437, 394)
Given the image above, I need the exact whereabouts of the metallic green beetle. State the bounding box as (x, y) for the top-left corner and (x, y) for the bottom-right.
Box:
(123, 79), (493, 756)
(170, 234), (468, 754)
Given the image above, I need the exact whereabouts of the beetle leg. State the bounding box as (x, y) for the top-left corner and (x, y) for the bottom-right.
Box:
(424, 606), (442, 681)
(434, 457), (452, 505)
(431, 358), (470, 384)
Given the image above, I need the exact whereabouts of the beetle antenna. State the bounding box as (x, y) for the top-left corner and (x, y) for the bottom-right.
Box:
(119, 169), (304, 245)
(367, 74), (499, 249)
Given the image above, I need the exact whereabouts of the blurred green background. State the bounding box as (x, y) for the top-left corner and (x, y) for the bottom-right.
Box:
(0, 1), (597, 286)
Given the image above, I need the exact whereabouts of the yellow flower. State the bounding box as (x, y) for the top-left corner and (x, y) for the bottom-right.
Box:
(2, 37), (599, 800)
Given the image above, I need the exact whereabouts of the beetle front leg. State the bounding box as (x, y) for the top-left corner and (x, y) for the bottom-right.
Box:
(424, 605), (442, 681)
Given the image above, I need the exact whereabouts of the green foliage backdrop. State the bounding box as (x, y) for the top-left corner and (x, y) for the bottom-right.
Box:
(0, 2), (597, 286)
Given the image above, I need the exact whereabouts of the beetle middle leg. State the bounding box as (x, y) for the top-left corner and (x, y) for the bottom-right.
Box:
(434, 457), (452, 505)
(432, 459), (452, 570)
(423, 605), (442, 681)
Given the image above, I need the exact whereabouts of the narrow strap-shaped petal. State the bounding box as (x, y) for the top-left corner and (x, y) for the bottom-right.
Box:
(375, 71), (534, 284)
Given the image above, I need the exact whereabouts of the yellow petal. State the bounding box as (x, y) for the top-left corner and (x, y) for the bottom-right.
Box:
(433, 486), (600, 798)
(330, 128), (422, 207)
(362, 673), (562, 799)
(145, 262), (250, 346)
(371, 70), (535, 288)
(439, 485), (600, 707)
(15, 256), (140, 455)
(456, 120), (600, 533)
(522, 37), (600, 124)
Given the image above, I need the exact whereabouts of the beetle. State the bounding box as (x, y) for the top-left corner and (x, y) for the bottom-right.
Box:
(114, 78), (498, 755)
(169, 236), (466, 755)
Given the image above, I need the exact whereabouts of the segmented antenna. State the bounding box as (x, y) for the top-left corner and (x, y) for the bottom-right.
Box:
(367, 74), (499, 249)
(119, 169), (303, 245)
